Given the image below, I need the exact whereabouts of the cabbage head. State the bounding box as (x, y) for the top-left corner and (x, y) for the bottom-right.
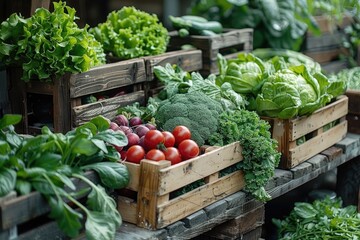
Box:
(256, 65), (331, 119)
(217, 53), (266, 95)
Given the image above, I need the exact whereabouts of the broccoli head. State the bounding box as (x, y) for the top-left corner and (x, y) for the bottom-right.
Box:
(155, 92), (223, 146)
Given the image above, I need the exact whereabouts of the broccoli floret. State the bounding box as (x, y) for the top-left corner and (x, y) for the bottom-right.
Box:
(155, 92), (223, 146)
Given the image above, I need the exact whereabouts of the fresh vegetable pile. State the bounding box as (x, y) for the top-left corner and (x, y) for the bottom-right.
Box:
(0, 1), (105, 81)
(273, 197), (360, 239)
(90, 6), (169, 60)
(217, 50), (347, 119)
(0, 114), (129, 240)
(116, 63), (280, 202)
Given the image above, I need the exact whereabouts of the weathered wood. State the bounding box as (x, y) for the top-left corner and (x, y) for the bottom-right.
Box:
(69, 59), (146, 98)
(117, 142), (246, 230)
(143, 50), (203, 81)
(30, 0), (51, 14)
(304, 48), (348, 63)
(346, 90), (360, 115)
(0, 171), (98, 230)
(72, 90), (145, 126)
(263, 96), (348, 169)
(347, 113), (360, 134)
(168, 28), (253, 75)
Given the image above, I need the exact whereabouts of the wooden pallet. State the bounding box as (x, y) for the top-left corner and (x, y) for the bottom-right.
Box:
(117, 142), (245, 230)
(168, 28), (253, 75)
(0, 171), (98, 240)
(201, 204), (264, 240)
(263, 95), (348, 169)
(346, 90), (360, 134)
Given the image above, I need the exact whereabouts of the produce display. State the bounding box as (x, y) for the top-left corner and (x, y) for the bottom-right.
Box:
(0, 1), (105, 81)
(217, 50), (347, 119)
(273, 197), (360, 239)
(90, 6), (169, 59)
(331, 66), (360, 90)
(0, 114), (129, 240)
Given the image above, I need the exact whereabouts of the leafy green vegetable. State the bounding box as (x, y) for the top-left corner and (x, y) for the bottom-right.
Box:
(90, 6), (169, 59)
(331, 66), (360, 90)
(153, 63), (246, 110)
(155, 92), (223, 146)
(189, 0), (319, 50)
(208, 109), (280, 202)
(0, 114), (129, 239)
(0, 1), (105, 81)
(273, 197), (360, 239)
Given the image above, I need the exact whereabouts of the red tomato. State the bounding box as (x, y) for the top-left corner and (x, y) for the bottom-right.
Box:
(172, 125), (191, 146)
(126, 145), (145, 164)
(162, 131), (175, 148)
(144, 130), (164, 150)
(145, 149), (166, 161)
(178, 139), (199, 160)
(163, 147), (182, 165)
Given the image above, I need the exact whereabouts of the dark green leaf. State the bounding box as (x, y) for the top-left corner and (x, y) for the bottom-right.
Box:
(48, 197), (83, 238)
(82, 162), (129, 189)
(85, 211), (117, 240)
(89, 115), (110, 132)
(0, 114), (22, 130)
(15, 179), (32, 195)
(94, 130), (128, 148)
(31, 152), (62, 170)
(71, 138), (99, 156)
(0, 168), (16, 197)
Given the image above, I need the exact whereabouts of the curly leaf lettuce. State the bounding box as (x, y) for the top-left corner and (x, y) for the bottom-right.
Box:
(0, 1), (105, 81)
(90, 6), (169, 59)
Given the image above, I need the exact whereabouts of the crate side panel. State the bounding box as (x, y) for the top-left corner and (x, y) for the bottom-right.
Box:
(290, 96), (348, 140)
(158, 142), (243, 195)
(69, 59), (146, 98)
(118, 196), (138, 224)
(144, 50), (203, 80)
(345, 90), (360, 114)
(288, 120), (347, 168)
(156, 170), (245, 228)
(72, 90), (145, 126)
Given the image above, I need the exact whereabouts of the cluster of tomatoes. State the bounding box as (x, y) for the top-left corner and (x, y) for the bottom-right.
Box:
(123, 125), (200, 165)
(112, 120), (200, 165)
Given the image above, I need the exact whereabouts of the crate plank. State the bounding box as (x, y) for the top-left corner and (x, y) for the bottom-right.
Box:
(157, 170), (245, 229)
(158, 142), (243, 195)
(72, 90), (145, 126)
(69, 59), (146, 98)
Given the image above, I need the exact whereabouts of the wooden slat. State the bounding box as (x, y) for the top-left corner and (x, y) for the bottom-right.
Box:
(72, 90), (145, 127)
(143, 50), (203, 81)
(30, 0), (51, 14)
(0, 171), (98, 230)
(69, 59), (146, 98)
(290, 95), (348, 140)
(117, 196), (138, 224)
(123, 162), (141, 191)
(136, 160), (171, 229)
(303, 48), (348, 63)
(347, 113), (360, 134)
(288, 120), (347, 168)
(156, 170), (245, 229)
(158, 142), (243, 195)
(53, 75), (71, 133)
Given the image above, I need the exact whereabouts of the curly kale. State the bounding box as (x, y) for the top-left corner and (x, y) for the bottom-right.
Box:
(155, 92), (223, 146)
(208, 109), (280, 202)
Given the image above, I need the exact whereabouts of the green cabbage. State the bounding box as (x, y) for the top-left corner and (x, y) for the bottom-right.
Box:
(90, 6), (169, 60)
(256, 65), (331, 119)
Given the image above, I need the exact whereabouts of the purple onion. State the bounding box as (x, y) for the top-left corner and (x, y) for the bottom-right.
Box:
(134, 125), (150, 138)
(114, 114), (129, 126)
(129, 117), (143, 127)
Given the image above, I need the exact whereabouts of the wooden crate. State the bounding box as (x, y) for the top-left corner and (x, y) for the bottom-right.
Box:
(263, 95), (348, 169)
(302, 15), (353, 74)
(143, 49), (203, 97)
(168, 28), (253, 76)
(0, 171), (98, 240)
(117, 142), (245, 230)
(345, 90), (360, 134)
(7, 58), (147, 134)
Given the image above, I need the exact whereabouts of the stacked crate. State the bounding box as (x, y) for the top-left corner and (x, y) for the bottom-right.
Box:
(168, 28), (254, 76)
(302, 14), (353, 74)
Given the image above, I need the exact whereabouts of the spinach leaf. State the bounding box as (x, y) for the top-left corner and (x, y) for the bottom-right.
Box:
(0, 168), (16, 196)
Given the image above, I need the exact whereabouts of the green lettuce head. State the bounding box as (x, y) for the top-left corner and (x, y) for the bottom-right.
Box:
(256, 65), (331, 119)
